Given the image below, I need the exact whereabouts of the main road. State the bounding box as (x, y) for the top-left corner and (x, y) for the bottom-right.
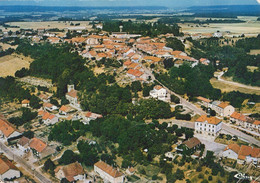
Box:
(143, 66), (206, 115)
(0, 141), (52, 183)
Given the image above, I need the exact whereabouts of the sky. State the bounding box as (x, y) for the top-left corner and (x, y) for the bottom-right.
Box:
(0, 0), (259, 7)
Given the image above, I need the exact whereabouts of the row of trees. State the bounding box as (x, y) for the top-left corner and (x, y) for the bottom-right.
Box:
(103, 20), (182, 37)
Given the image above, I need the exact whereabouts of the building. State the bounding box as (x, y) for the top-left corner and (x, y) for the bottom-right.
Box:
(149, 85), (167, 101)
(230, 112), (260, 132)
(197, 96), (211, 108)
(195, 115), (222, 137)
(94, 161), (125, 183)
(0, 156), (20, 181)
(81, 112), (103, 125)
(21, 99), (30, 108)
(42, 112), (59, 125)
(126, 167), (135, 175)
(17, 136), (30, 153)
(176, 137), (201, 155)
(29, 137), (55, 158)
(0, 119), (22, 141)
(43, 103), (58, 111)
(55, 162), (85, 182)
(66, 85), (81, 109)
(223, 144), (260, 165)
(210, 101), (235, 117)
(59, 105), (72, 116)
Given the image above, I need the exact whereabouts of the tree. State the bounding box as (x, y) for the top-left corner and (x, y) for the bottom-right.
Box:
(131, 81), (142, 92)
(171, 95), (180, 104)
(59, 150), (79, 165)
(175, 168), (184, 180)
(23, 131), (34, 138)
(44, 158), (55, 172)
(163, 58), (174, 69)
(185, 130), (194, 139)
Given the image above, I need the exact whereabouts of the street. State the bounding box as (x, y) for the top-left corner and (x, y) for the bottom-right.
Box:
(0, 141), (52, 183)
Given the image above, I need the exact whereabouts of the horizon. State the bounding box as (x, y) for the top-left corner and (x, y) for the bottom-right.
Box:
(0, 0), (259, 8)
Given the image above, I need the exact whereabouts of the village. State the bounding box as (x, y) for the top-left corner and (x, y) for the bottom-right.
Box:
(0, 16), (260, 183)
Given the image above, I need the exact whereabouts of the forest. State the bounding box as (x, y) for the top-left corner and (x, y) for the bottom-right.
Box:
(102, 20), (182, 37)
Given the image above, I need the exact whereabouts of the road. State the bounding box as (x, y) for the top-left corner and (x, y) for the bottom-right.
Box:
(217, 71), (260, 91)
(159, 119), (260, 146)
(143, 67), (206, 116)
(222, 124), (260, 147)
(0, 141), (52, 183)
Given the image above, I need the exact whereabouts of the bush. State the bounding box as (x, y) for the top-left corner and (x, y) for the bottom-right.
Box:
(196, 166), (202, 172)
(152, 175), (158, 180)
(208, 176), (212, 181)
(198, 173), (204, 179)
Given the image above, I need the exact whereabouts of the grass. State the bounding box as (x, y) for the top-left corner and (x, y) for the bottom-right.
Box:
(0, 53), (33, 77)
(215, 135), (249, 146)
(210, 78), (260, 95)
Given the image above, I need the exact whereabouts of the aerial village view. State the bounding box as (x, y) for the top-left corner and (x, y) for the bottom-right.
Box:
(0, 0), (260, 183)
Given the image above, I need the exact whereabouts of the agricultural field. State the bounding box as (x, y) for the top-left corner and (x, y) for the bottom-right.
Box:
(249, 49), (260, 55)
(180, 22), (260, 35)
(0, 53), (33, 77)
(0, 21), (93, 31)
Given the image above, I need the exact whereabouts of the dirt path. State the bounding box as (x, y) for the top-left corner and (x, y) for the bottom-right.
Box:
(217, 71), (260, 92)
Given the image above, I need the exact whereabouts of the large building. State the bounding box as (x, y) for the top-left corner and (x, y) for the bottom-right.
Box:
(149, 85), (168, 101)
(66, 84), (81, 109)
(195, 115), (222, 137)
(94, 161), (125, 183)
(0, 156), (20, 181)
(210, 101), (235, 117)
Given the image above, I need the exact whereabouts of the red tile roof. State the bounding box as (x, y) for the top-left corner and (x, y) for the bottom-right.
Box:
(197, 96), (211, 103)
(29, 138), (47, 153)
(183, 137), (201, 149)
(218, 102), (230, 109)
(230, 112), (247, 122)
(66, 90), (78, 99)
(196, 115), (222, 125)
(62, 162), (85, 182)
(0, 118), (16, 137)
(94, 161), (123, 178)
(0, 156), (18, 175)
(224, 144), (240, 154)
(127, 69), (144, 77)
(22, 99), (30, 104)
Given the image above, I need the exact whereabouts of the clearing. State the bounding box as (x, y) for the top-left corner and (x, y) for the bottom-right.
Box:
(0, 53), (33, 77)
(210, 78), (260, 95)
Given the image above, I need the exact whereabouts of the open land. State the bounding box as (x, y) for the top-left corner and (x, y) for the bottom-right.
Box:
(0, 53), (33, 77)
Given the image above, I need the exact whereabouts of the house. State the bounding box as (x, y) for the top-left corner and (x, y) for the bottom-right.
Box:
(195, 115), (222, 137)
(55, 162), (86, 182)
(42, 112), (59, 125)
(43, 103), (58, 111)
(143, 56), (161, 63)
(199, 58), (210, 65)
(38, 94), (50, 103)
(223, 144), (260, 165)
(47, 37), (61, 44)
(127, 69), (146, 80)
(210, 101), (235, 117)
(59, 105), (72, 116)
(29, 137), (47, 157)
(213, 32), (223, 38)
(197, 96), (211, 108)
(176, 137), (201, 155)
(126, 167), (135, 175)
(0, 119), (22, 141)
(66, 85), (81, 109)
(0, 156), (20, 181)
(21, 99), (30, 108)
(230, 112), (247, 125)
(81, 112), (103, 125)
(222, 144), (240, 160)
(94, 161), (125, 183)
(17, 136), (30, 153)
(149, 85), (167, 101)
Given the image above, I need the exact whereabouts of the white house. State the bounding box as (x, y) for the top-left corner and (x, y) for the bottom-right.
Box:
(66, 85), (81, 109)
(150, 85), (167, 101)
(94, 161), (125, 183)
(17, 136), (30, 153)
(222, 144), (260, 165)
(42, 112), (59, 125)
(59, 105), (72, 116)
(222, 144), (240, 160)
(55, 162), (85, 182)
(21, 99), (30, 108)
(213, 32), (223, 38)
(0, 119), (22, 141)
(210, 101), (235, 117)
(0, 156), (20, 181)
(197, 96), (211, 108)
(195, 115), (222, 137)
(81, 112), (103, 125)
(43, 103), (58, 111)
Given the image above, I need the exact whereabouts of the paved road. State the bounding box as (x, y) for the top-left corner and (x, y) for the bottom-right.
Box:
(143, 67), (206, 116)
(222, 124), (260, 147)
(160, 119), (260, 146)
(217, 71), (260, 91)
(0, 141), (51, 183)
